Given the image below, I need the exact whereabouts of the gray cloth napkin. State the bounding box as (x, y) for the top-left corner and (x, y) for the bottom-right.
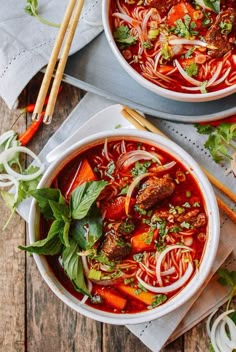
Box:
(0, 0), (103, 108)
(17, 92), (236, 352)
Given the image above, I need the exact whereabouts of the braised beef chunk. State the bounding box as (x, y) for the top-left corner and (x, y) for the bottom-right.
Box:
(112, 220), (135, 235)
(177, 209), (207, 227)
(100, 230), (131, 260)
(148, 0), (179, 14)
(136, 174), (175, 210)
(205, 9), (236, 58)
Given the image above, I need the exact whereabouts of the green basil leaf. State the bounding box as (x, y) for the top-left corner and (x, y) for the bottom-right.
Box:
(48, 200), (70, 221)
(31, 188), (66, 220)
(62, 239), (89, 295)
(72, 206), (103, 250)
(63, 221), (71, 248)
(18, 219), (63, 255)
(70, 181), (107, 220)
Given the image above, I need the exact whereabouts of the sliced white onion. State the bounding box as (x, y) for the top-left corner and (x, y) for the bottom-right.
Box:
(112, 13), (142, 35)
(1, 146), (44, 181)
(151, 161), (176, 172)
(161, 266), (176, 276)
(79, 280), (93, 305)
(169, 39), (207, 47)
(223, 316), (236, 346)
(137, 262), (193, 293)
(211, 67), (231, 87)
(0, 174), (18, 188)
(174, 59), (202, 86)
(81, 255), (90, 277)
(208, 309), (235, 352)
(0, 130), (16, 147)
(216, 321), (232, 352)
(220, 318), (236, 349)
(117, 150), (161, 169)
(207, 62), (223, 87)
(125, 172), (153, 215)
(156, 245), (193, 286)
(103, 138), (111, 161)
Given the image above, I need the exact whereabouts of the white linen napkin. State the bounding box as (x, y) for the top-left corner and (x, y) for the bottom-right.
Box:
(0, 0), (103, 109)
(17, 92), (236, 352)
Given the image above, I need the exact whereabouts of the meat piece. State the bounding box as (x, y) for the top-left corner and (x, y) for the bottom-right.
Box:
(177, 209), (206, 228)
(100, 230), (131, 261)
(136, 174), (175, 210)
(147, 0), (180, 15)
(193, 213), (207, 228)
(177, 209), (200, 223)
(205, 9), (236, 58)
(112, 220), (135, 235)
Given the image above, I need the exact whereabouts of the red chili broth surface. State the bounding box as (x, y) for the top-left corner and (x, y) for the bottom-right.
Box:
(41, 138), (208, 314)
(110, 0), (236, 93)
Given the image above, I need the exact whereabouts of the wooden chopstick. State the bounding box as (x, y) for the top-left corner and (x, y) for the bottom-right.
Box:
(121, 107), (236, 223)
(32, 0), (84, 124)
(43, 0), (85, 124)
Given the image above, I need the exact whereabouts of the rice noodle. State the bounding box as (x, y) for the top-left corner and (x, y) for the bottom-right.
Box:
(156, 245), (193, 286)
(137, 262), (193, 293)
(174, 60), (202, 86)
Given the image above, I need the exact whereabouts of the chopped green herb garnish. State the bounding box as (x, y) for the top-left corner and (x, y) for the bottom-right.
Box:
(180, 221), (191, 229)
(131, 161), (151, 177)
(185, 62), (199, 77)
(133, 253), (144, 262)
(147, 294), (167, 309)
(113, 25), (137, 46)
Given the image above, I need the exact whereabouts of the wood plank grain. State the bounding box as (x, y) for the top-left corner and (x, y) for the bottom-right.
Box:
(25, 74), (102, 352)
(103, 324), (151, 352)
(0, 96), (26, 352)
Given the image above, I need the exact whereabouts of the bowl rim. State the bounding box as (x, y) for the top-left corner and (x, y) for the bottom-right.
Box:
(29, 129), (220, 325)
(102, 0), (236, 103)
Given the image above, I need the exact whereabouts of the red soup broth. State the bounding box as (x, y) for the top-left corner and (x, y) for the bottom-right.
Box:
(110, 0), (236, 94)
(41, 138), (208, 314)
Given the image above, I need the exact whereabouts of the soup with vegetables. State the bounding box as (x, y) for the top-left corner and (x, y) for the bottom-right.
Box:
(21, 138), (208, 313)
(110, 0), (236, 94)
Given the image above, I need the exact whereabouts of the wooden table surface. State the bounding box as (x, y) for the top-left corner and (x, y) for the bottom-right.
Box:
(0, 74), (218, 352)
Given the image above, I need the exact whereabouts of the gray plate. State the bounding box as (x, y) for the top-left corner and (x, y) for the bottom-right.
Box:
(64, 32), (236, 123)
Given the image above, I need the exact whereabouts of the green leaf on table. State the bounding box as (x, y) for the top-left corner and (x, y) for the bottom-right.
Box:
(70, 180), (107, 220)
(18, 219), (63, 255)
(62, 239), (89, 296)
(194, 124), (215, 135)
(17, 166), (42, 205)
(72, 205), (103, 250)
(217, 268), (236, 288)
(30, 188), (67, 220)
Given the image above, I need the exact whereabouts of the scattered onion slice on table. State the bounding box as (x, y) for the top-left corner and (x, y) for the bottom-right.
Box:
(207, 309), (236, 352)
(0, 146), (44, 181)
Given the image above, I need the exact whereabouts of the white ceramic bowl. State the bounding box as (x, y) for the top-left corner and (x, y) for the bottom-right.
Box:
(102, 0), (236, 102)
(29, 130), (220, 325)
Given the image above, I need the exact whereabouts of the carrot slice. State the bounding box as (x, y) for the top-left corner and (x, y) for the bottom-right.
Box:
(65, 158), (96, 198)
(117, 284), (156, 305)
(96, 287), (127, 310)
(167, 3), (202, 28)
(131, 230), (157, 253)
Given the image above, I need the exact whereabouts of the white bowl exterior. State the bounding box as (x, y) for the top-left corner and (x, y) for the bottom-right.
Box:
(102, 0), (236, 102)
(29, 130), (220, 325)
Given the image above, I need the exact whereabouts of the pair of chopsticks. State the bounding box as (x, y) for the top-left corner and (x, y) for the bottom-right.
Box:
(121, 106), (236, 223)
(32, 0), (84, 125)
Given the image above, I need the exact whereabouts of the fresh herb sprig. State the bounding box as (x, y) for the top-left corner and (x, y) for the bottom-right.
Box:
(195, 123), (236, 163)
(25, 0), (60, 28)
(217, 268), (236, 311)
(19, 180), (107, 295)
